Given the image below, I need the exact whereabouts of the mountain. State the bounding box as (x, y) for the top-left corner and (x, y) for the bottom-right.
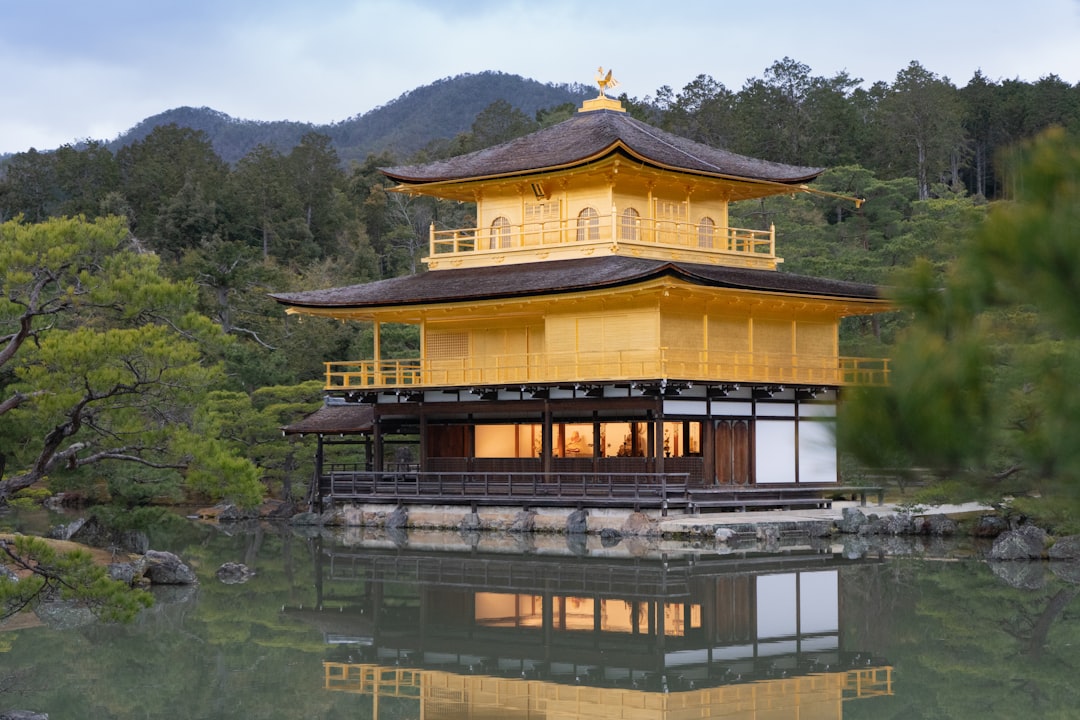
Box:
(108, 71), (592, 165)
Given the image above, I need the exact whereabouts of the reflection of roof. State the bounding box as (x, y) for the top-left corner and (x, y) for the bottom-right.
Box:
(382, 108), (822, 186)
(283, 404), (373, 435)
(271, 255), (883, 311)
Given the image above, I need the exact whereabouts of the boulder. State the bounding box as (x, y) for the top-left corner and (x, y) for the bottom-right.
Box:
(914, 514), (959, 536)
(714, 528), (736, 544)
(836, 507), (867, 534)
(262, 500), (297, 519)
(599, 528), (622, 548)
(621, 512), (659, 537)
(215, 503), (257, 523)
(566, 509), (589, 534)
(860, 513), (914, 536)
(289, 511), (323, 526)
(142, 550), (197, 585)
(46, 517), (86, 541)
(385, 506), (409, 529)
(1048, 535), (1080, 561)
(107, 557), (146, 585)
(973, 514), (1009, 538)
(508, 510), (537, 534)
(988, 525), (1048, 560)
(216, 562), (255, 585)
(756, 524), (781, 548)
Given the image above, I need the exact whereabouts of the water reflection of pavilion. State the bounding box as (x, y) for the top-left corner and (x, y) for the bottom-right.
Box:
(292, 538), (891, 718)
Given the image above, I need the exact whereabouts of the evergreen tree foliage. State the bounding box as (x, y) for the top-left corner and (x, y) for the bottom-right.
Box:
(840, 129), (1080, 517)
(1, 535), (153, 623)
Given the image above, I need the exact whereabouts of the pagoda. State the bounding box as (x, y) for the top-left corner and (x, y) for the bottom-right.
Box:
(273, 76), (889, 514)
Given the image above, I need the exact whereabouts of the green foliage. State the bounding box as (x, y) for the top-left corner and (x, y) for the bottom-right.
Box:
(840, 129), (1080, 512)
(0, 535), (153, 623)
(8, 487), (52, 509)
(0, 216), (258, 507)
(191, 381), (323, 503)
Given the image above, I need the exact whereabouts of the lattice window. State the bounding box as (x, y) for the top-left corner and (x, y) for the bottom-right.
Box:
(576, 206), (599, 242)
(427, 330), (469, 359)
(655, 199), (687, 222)
(619, 207), (640, 241)
(489, 216), (511, 249)
(524, 200), (559, 224)
(698, 216), (716, 248)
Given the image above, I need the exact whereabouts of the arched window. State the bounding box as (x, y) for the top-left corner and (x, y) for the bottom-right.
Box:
(698, 216), (716, 248)
(489, 216), (511, 249)
(619, 207), (640, 241)
(576, 207), (599, 242)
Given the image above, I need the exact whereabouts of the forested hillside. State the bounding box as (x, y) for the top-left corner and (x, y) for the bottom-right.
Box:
(1, 58), (1077, 510)
(56, 71), (592, 166)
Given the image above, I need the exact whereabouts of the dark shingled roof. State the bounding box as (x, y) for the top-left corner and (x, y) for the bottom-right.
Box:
(283, 403), (373, 435)
(382, 109), (822, 186)
(271, 255), (883, 311)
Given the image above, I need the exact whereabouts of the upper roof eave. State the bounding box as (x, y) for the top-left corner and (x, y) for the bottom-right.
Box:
(269, 256), (888, 315)
(380, 109), (824, 190)
(387, 141), (823, 200)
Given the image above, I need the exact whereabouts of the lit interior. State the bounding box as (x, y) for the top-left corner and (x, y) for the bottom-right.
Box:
(473, 422), (701, 459)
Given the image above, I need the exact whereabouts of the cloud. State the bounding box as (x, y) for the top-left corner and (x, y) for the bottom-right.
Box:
(2, 0), (1078, 155)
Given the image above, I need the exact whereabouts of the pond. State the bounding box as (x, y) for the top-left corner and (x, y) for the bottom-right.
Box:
(2, 511), (1079, 719)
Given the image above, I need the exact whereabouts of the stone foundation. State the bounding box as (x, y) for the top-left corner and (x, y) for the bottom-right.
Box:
(324, 503), (651, 534)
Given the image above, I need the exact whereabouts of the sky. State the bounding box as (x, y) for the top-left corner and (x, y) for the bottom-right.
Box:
(2, 0), (1079, 156)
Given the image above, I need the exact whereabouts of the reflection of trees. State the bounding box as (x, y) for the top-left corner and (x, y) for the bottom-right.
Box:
(844, 560), (1080, 719)
(1002, 586), (1080, 661)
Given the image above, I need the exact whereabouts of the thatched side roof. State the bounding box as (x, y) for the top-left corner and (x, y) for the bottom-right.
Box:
(282, 404), (373, 435)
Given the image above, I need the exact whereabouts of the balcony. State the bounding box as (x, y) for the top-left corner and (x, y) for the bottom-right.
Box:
(424, 214), (779, 270)
(324, 350), (890, 391)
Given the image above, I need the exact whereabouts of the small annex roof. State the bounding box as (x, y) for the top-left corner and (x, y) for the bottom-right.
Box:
(282, 403), (374, 435)
(271, 256), (884, 313)
(381, 108), (822, 189)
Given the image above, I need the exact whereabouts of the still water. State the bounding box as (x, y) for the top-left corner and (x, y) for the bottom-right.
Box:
(2, 512), (1079, 719)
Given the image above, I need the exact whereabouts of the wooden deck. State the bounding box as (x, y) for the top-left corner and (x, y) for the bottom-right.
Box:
(317, 469), (880, 516)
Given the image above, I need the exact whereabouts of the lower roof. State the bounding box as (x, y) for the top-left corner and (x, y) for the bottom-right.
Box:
(283, 403), (373, 435)
(271, 255), (885, 312)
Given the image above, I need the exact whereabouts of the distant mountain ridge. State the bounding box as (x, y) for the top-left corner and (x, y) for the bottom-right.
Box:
(108, 71), (593, 164)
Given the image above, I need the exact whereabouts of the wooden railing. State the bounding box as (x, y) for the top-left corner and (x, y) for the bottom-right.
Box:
(429, 215), (775, 260)
(322, 469), (690, 514)
(325, 351), (890, 390)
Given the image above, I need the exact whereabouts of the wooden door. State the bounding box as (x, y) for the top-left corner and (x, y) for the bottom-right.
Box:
(714, 419), (752, 485)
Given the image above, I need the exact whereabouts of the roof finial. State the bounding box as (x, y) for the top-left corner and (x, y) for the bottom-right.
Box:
(595, 66), (619, 98)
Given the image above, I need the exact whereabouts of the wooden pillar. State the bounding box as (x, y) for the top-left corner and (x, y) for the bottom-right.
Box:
(653, 402), (665, 475)
(373, 322), (381, 370)
(419, 409), (428, 472)
(702, 416), (715, 486)
(373, 412), (383, 472)
(592, 412), (601, 475)
(542, 402), (553, 475)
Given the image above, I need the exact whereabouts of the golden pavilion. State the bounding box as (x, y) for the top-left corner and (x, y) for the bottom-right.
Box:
(274, 78), (890, 514)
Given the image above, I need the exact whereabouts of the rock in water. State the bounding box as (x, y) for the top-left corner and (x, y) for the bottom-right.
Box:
(142, 550), (198, 585)
(988, 525), (1048, 560)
